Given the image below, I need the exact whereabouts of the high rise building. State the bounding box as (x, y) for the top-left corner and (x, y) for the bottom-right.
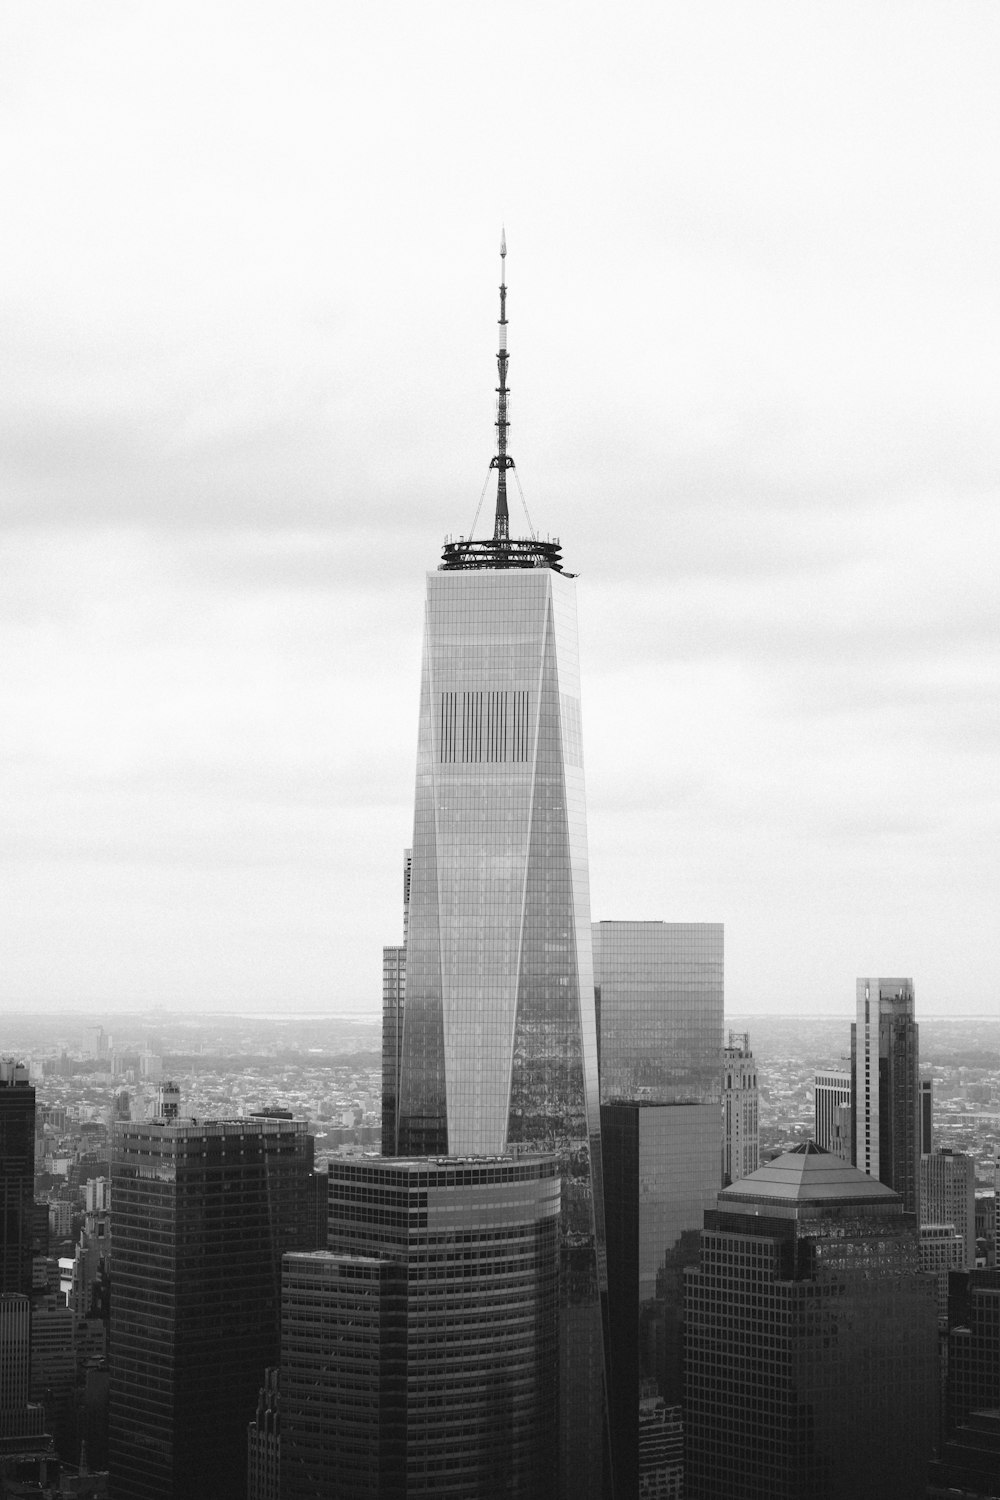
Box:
(246, 1369), (279, 1500)
(108, 1115), (317, 1500)
(943, 1269), (1000, 1439)
(684, 1144), (939, 1500)
(593, 921), (723, 1104)
(919, 1223), (965, 1322)
(0, 1060), (35, 1300)
(920, 1075), (933, 1153)
(392, 236), (609, 1497)
(381, 850), (411, 1156)
(921, 1148), (977, 1269)
(279, 1156), (560, 1500)
(813, 1069), (851, 1159)
(851, 977), (920, 1214)
(593, 920), (722, 1499)
(721, 1031), (758, 1186)
(0, 1293), (46, 1453)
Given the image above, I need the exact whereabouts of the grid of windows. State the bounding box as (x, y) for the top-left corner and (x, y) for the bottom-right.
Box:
(283, 1158), (561, 1498)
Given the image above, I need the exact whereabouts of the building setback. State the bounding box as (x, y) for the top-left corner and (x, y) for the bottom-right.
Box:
(851, 977), (920, 1214)
(722, 1031), (759, 1186)
(685, 1143), (938, 1500)
(109, 1116), (317, 1500)
(278, 1156), (560, 1499)
(920, 1148), (977, 1269)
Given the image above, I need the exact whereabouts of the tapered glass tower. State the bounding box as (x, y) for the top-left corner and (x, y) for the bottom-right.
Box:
(393, 236), (611, 1499)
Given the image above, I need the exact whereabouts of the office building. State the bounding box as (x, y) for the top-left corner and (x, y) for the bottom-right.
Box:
(920, 1076), (933, 1153)
(944, 1269), (1000, 1436)
(602, 1104), (717, 1499)
(279, 1155), (560, 1499)
(814, 1070), (851, 1160)
(921, 1148), (977, 1269)
(594, 920), (722, 1497)
(920, 1224), (965, 1323)
(685, 1143), (938, 1500)
(246, 1369), (279, 1500)
(109, 1115), (317, 1500)
(0, 1061), (35, 1299)
(0, 1293), (47, 1454)
(851, 977), (920, 1214)
(392, 238), (608, 1497)
(593, 922), (723, 1105)
(721, 1031), (758, 1186)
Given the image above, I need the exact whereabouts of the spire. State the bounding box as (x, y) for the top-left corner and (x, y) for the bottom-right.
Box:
(490, 228), (512, 543)
(439, 233), (565, 572)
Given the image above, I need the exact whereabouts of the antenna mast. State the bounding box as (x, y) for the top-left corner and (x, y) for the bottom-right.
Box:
(490, 229), (512, 544)
(438, 233), (565, 572)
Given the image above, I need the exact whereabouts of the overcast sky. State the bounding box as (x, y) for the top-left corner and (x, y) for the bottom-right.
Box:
(2, 2), (997, 1019)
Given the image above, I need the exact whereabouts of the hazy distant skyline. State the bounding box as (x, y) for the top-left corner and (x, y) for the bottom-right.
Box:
(2, 4), (998, 1016)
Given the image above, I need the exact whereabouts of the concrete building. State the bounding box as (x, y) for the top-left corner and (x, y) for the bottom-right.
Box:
(921, 1148), (977, 1269)
(814, 1070), (851, 1161)
(722, 1031), (759, 1186)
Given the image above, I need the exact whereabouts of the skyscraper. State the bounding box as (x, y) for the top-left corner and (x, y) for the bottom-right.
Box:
(392, 236), (609, 1497)
(921, 1148), (977, 1269)
(851, 977), (920, 1214)
(0, 1060), (35, 1300)
(721, 1030), (759, 1186)
(684, 1144), (938, 1500)
(814, 1069), (851, 1159)
(593, 921), (722, 1497)
(281, 1156), (560, 1499)
(109, 1115), (317, 1500)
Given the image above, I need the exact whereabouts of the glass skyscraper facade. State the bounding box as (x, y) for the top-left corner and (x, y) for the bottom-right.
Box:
(394, 564), (609, 1497)
(109, 1116), (317, 1500)
(593, 921), (723, 1104)
(283, 1156), (560, 1499)
(594, 921), (723, 1496)
(0, 1060), (35, 1300)
(851, 977), (920, 1215)
(685, 1145), (939, 1500)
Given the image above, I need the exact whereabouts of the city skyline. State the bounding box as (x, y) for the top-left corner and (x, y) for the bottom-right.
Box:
(3, 5), (998, 1017)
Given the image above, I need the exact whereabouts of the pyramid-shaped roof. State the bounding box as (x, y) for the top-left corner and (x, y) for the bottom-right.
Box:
(722, 1142), (900, 1204)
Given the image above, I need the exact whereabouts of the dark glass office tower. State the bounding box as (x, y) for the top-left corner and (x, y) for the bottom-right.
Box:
(851, 977), (920, 1214)
(594, 921), (723, 1497)
(109, 1116), (316, 1500)
(685, 1144), (938, 1500)
(0, 1060), (35, 1299)
(280, 1156), (560, 1499)
(394, 239), (609, 1498)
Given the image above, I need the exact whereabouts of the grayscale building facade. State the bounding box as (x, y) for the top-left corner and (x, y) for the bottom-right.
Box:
(685, 1144), (939, 1500)
(851, 977), (920, 1215)
(594, 921), (723, 1498)
(921, 1148), (977, 1269)
(284, 1156), (561, 1499)
(391, 238), (610, 1497)
(593, 921), (723, 1105)
(721, 1031), (758, 1186)
(109, 1116), (317, 1500)
(0, 1060), (35, 1300)
(814, 1070), (851, 1161)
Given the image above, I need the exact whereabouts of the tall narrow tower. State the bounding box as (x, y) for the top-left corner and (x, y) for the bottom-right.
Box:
(395, 237), (610, 1499)
(851, 977), (920, 1215)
